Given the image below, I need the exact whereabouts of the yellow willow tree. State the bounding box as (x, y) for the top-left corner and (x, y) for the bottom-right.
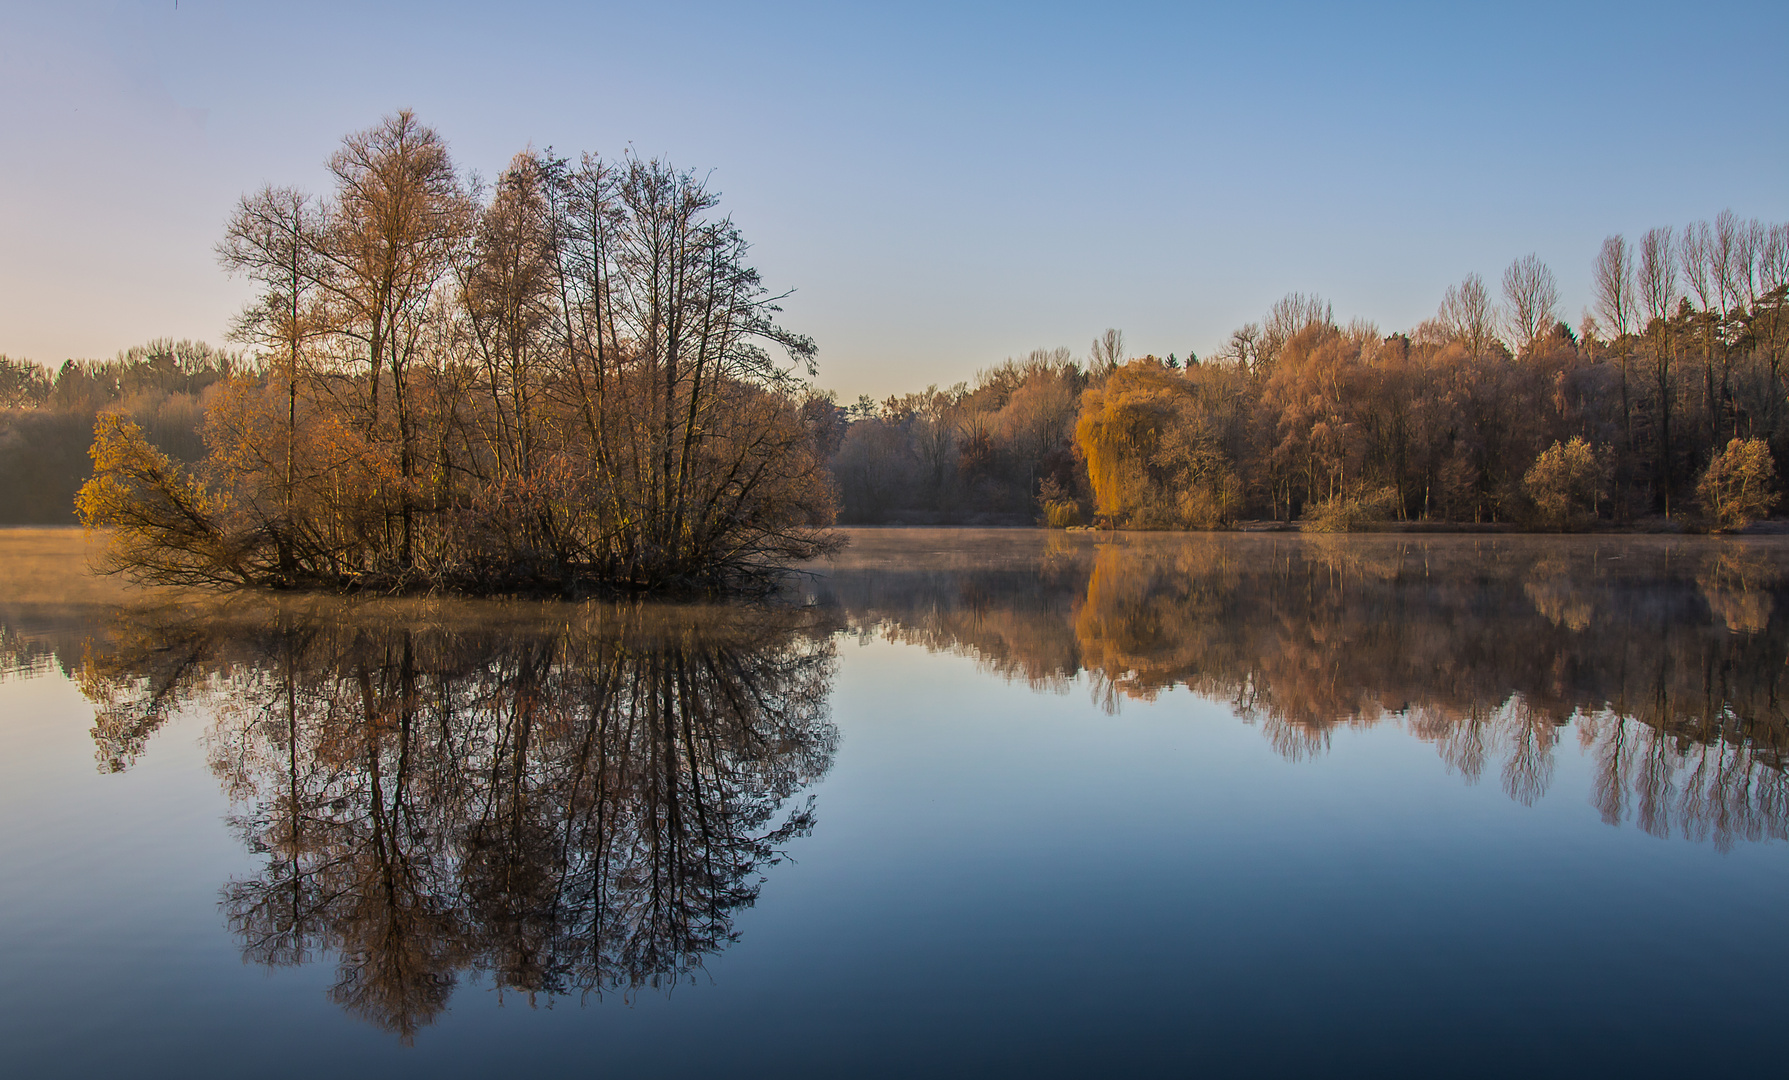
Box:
(1074, 358), (1240, 528)
(80, 115), (836, 596)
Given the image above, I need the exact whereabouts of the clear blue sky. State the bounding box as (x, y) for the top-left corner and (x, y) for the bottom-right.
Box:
(2, 0), (1784, 399)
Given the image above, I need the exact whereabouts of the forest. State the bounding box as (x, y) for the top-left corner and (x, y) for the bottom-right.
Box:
(2, 113), (1786, 565)
(824, 219), (1789, 531)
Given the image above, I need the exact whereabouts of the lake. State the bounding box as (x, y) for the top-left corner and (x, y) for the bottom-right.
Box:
(3, 526), (1787, 1078)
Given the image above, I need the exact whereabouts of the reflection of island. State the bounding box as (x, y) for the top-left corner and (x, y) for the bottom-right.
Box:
(77, 599), (838, 1042)
(818, 531), (1789, 847)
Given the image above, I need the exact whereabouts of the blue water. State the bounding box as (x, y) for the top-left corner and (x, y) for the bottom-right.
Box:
(2, 528), (1785, 1077)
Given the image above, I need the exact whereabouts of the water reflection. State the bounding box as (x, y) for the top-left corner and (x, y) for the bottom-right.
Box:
(10, 529), (1789, 1050)
(75, 598), (839, 1041)
(817, 532), (1789, 848)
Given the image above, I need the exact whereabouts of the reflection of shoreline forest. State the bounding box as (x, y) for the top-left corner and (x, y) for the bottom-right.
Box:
(74, 599), (838, 1041)
(820, 532), (1789, 846)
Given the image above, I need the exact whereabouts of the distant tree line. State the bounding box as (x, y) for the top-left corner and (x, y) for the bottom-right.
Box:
(0, 341), (237, 523)
(822, 214), (1789, 531)
(813, 345), (1088, 525)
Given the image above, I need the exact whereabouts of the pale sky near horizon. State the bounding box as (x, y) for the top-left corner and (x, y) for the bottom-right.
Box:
(2, 0), (1785, 400)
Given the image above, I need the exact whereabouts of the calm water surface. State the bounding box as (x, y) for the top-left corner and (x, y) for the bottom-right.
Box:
(3, 527), (1787, 1077)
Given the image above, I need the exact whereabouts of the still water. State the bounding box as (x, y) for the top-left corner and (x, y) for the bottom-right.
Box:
(2, 527), (1787, 1077)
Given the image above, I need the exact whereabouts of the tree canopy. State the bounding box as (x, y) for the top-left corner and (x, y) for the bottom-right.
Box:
(75, 113), (834, 595)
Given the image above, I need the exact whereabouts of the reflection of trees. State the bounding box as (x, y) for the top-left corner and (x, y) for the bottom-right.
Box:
(80, 600), (837, 1042)
(1696, 546), (1781, 634)
(823, 533), (1789, 846)
(818, 532), (1091, 692)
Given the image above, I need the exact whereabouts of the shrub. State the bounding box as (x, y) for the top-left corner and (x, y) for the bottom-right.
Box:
(1698, 437), (1781, 531)
(1042, 499), (1083, 528)
(1173, 472), (1242, 529)
(1300, 486), (1399, 532)
(1037, 478), (1083, 528)
(1523, 437), (1611, 530)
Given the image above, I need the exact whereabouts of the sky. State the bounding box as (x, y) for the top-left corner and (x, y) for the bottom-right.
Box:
(2, 0), (1785, 400)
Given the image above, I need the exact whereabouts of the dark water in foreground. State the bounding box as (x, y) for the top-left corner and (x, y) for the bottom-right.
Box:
(3, 527), (1788, 1078)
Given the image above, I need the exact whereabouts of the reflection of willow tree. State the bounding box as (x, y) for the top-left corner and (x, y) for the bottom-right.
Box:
(823, 533), (1789, 847)
(80, 600), (837, 1042)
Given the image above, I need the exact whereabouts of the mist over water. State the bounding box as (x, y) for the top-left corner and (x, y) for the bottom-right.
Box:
(4, 527), (1789, 1077)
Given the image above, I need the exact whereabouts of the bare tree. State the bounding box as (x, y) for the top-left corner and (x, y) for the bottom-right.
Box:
(1681, 221), (1715, 313)
(907, 386), (961, 497)
(1088, 328), (1125, 380)
(1593, 236), (1636, 338)
(1501, 254), (1559, 349)
(1711, 210), (1749, 438)
(1681, 219), (1730, 442)
(1639, 227), (1679, 325)
(1260, 292), (1332, 366)
(1761, 224), (1789, 294)
(321, 112), (468, 425)
(1747, 221), (1789, 438)
(316, 111), (471, 568)
(1594, 236), (1637, 452)
(1222, 323), (1262, 370)
(218, 186), (326, 577)
(461, 150), (556, 484)
(1736, 217), (1764, 311)
(1639, 226), (1678, 513)
(1714, 209), (1744, 315)
(1439, 273), (1496, 356)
